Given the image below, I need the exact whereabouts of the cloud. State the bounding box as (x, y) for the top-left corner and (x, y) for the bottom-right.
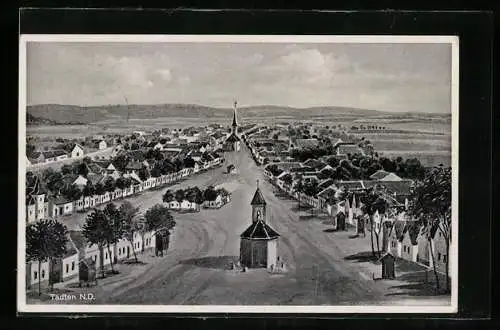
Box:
(156, 68), (172, 82)
(178, 76), (191, 85)
(259, 48), (352, 86)
(27, 42), (452, 112)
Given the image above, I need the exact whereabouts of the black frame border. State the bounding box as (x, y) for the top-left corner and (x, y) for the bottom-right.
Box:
(10, 8), (494, 326)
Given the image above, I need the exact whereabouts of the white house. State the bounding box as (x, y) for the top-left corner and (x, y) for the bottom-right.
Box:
(417, 224), (449, 275)
(168, 200), (181, 210)
(74, 196), (85, 212)
(52, 236), (80, 284)
(400, 224), (419, 263)
(25, 181), (49, 223)
(92, 139), (108, 150)
(179, 199), (199, 211)
(49, 196), (74, 217)
(70, 143), (85, 158)
(153, 142), (164, 151)
(114, 238), (133, 262)
(26, 260), (50, 289)
(73, 174), (88, 187)
(203, 195), (223, 208)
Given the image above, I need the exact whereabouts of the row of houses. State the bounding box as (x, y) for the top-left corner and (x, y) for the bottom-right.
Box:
(164, 189), (232, 211)
(26, 226), (162, 290)
(26, 154), (224, 223)
(28, 142), (106, 166)
(264, 160), (450, 276)
(246, 130), (366, 166)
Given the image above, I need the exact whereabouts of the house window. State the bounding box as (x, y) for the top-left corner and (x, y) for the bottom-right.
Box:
(71, 261), (75, 271)
(66, 264), (69, 273)
(41, 270), (45, 279)
(118, 249), (121, 255)
(438, 253), (441, 261)
(443, 255), (447, 263)
(34, 271), (38, 280)
(105, 252), (108, 259)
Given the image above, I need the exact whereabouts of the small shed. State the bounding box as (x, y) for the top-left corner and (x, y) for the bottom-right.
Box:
(379, 252), (396, 279)
(357, 216), (366, 236)
(336, 211), (346, 231)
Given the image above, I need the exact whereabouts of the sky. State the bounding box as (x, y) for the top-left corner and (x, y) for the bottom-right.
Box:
(26, 42), (452, 113)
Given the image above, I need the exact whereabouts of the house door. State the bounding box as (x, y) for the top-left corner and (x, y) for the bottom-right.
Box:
(127, 246), (130, 258)
(252, 244), (267, 268)
(50, 259), (62, 284)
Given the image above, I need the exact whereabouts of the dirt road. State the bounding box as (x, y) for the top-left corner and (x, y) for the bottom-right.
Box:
(94, 145), (449, 305)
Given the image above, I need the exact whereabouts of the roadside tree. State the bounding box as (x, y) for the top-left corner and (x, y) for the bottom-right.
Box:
(26, 219), (68, 295)
(409, 166), (452, 292)
(144, 204), (176, 256)
(119, 201), (141, 263)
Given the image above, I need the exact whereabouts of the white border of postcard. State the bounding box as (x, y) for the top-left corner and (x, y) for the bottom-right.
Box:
(18, 34), (459, 314)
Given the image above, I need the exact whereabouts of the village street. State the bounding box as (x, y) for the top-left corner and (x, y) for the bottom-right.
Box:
(55, 144), (447, 306)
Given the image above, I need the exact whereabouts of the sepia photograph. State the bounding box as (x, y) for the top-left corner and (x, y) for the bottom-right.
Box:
(18, 35), (458, 313)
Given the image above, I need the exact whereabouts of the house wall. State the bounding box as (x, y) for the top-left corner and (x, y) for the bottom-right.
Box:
(27, 260), (50, 287)
(169, 201), (180, 209)
(62, 202), (73, 215)
(36, 195), (45, 220)
(133, 231), (144, 253)
(27, 204), (36, 223)
(266, 239), (278, 270)
(74, 198), (84, 211)
(102, 246), (115, 267)
(143, 231), (156, 252)
(115, 239), (131, 261)
(433, 230), (449, 274)
(240, 239), (252, 267)
(62, 254), (79, 281)
(389, 232), (402, 257)
(401, 233), (418, 262)
(71, 146), (84, 158)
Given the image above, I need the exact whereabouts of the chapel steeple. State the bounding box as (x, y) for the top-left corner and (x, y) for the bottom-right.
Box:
(232, 100), (238, 134)
(251, 180), (267, 223)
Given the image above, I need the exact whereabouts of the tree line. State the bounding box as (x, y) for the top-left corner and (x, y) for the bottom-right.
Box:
(162, 185), (228, 205)
(268, 152), (425, 182)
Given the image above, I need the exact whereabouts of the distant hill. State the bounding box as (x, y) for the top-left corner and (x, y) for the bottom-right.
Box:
(26, 112), (85, 125)
(26, 113), (61, 125)
(26, 103), (450, 125)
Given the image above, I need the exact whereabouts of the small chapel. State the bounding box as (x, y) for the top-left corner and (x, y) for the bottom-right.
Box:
(223, 100), (241, 152)
(239, 182), (280, 269)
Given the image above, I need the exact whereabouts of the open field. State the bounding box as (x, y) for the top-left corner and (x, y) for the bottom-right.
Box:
(377, 150), (451, 167)
(27, 114), (452, 168)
